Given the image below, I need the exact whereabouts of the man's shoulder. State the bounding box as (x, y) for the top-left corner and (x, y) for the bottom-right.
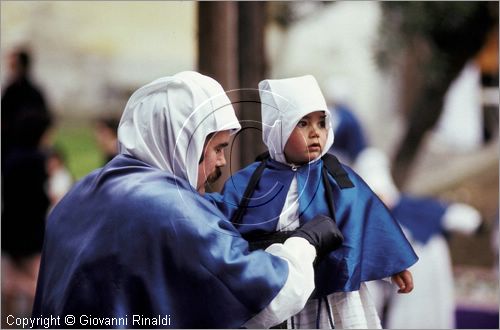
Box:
(113, 170), (202, 212)
(71, 156), (198, 210)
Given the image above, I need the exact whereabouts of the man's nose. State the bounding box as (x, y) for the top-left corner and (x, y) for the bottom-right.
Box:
(217, 153), (227, 167)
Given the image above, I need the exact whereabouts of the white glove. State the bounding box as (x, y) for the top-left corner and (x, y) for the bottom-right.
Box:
(442, 203), (481, 234)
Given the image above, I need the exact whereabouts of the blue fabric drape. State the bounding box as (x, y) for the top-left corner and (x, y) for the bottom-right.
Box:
(392, 195), (448, 244)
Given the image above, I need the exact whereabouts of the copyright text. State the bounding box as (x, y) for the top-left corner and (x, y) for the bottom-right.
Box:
(6, 314), (173, 328)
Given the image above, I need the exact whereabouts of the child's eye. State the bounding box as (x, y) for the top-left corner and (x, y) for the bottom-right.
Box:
(319, 120), (326, 128)
(297, 120), (307, 128)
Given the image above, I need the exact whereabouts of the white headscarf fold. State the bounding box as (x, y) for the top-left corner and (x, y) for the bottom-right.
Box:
(259, 75), (334, 164)
(118, 71), (241, 188)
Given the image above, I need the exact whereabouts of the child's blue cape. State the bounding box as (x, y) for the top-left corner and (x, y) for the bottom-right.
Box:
(206, 157), (418, 297)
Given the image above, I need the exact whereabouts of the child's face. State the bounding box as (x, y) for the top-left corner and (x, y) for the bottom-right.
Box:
(284, 111), (328, 165)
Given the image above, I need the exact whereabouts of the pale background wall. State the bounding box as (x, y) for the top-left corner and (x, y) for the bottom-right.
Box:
(1, 1), (196, 115)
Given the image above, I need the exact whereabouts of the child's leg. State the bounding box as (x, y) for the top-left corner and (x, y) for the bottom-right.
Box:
(359, 282), (382, 329)
(291, 297), (335, 329)
(331, 285), (382, 329)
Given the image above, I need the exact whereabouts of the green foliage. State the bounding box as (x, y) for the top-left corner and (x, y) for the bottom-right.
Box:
(377, 1), (497, 69)
(52, 120), (103, 180)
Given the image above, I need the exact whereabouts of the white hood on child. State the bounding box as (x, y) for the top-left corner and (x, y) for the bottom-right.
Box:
(259, 75), (334, 164)
(118, 71), (241, 189)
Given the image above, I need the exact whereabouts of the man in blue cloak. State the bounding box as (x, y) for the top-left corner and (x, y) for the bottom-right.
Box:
(32, 72), (344, 328)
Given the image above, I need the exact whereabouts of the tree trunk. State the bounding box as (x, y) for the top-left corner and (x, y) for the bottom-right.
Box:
(197, 1), (238, 90)
(197, 2), (267, 191)
(237, 1), (267, 167)
(197, 2), (238, 192)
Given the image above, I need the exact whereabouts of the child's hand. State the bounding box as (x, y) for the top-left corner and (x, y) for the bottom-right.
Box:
(391, 270), (414, 293)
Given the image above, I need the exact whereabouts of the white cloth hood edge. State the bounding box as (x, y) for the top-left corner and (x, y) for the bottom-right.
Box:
(117, 71), (241, 188)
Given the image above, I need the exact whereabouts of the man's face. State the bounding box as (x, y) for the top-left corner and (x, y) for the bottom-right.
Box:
(197, 130), (230, 194)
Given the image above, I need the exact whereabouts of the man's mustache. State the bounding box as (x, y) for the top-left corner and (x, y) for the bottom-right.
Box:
(207, 166), (222, 184)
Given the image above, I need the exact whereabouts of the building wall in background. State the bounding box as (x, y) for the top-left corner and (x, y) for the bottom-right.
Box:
(1, 1), (196, 115)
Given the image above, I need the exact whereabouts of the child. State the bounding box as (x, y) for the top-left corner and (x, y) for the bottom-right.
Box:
(206, 75), (418, 328)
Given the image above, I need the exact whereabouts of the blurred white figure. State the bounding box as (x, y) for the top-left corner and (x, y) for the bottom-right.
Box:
(357, 149), (482, 329)
(432, 61), (483, 152)
(45, 147), (73, 208)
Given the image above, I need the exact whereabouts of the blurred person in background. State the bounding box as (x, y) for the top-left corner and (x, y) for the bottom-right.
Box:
(45, 146), (73, 209)
(491, 210), (498, 278)
(323, 76), (369, 166)
(358, 149), (482, 329)
(1, 111), (53, 319)
(1, 47), (52, 163)
(328, 104), (368, 166)
(1, 47), (54, 320)
(431, 60), (486, 153)
(94, 115), (120, 164)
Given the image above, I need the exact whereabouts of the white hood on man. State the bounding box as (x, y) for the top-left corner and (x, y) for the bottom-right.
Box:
(258, 75), (334, 164)
(118, 71), (241, 188)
